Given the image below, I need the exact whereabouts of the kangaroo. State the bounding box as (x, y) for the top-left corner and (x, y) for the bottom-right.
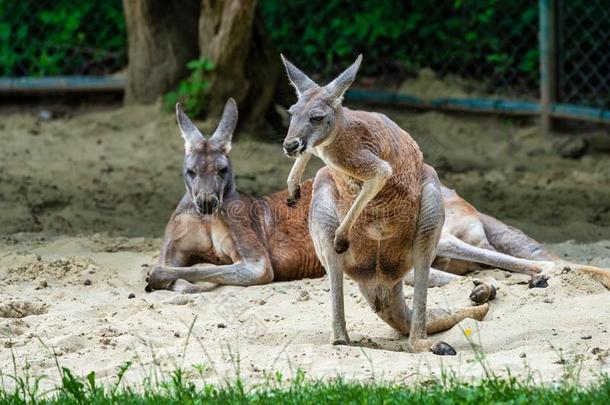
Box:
(279, 55), (610, 354)
(145, 99), (324, 294)
(280, 54), (490, 355)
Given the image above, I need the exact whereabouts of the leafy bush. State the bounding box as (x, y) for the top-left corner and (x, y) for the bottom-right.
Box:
(1, 0), (539, 85)
(0, 0), (125, 76)
(260, 0), (539, 87)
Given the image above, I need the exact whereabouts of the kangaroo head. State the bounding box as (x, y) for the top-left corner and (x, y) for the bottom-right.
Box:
(176, 98), (238, 215)
(280, 54), (362, 157)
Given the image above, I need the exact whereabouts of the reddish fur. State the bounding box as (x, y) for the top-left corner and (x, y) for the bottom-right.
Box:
(158, 180), (324, 283)
(321, 107), (425, 282)
(261, 181), (325, 280)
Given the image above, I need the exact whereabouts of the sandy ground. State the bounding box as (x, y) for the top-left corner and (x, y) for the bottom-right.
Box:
(1, 103), (609, 388)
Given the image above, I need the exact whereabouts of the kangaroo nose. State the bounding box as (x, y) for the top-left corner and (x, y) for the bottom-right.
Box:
(283, 139), (300, 155)
(196, 197), (218, 215)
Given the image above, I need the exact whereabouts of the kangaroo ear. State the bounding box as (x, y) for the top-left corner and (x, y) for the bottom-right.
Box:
(176, 103), (204, 151)
(281, 54), (318, 97)
(209, 98), (238, 154)
(325, 54), (362, 108)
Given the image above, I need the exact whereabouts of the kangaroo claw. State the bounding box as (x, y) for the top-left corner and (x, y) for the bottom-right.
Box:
(145, 266), (177, 291)
(333, 236), (350, 254)
(286, 184), (301, 207)
(529, 274), (549, 289)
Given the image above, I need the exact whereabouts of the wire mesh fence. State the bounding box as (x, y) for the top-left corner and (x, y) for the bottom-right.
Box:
(0, 0), (607, 122)
(0, 0), (126, 76)
(558, 0), (610, 110)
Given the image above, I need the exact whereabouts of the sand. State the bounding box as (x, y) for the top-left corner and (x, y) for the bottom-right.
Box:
(1, 103), (609, 388)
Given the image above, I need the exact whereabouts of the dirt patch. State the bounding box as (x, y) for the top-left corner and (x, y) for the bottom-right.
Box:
(0, 298), (48, 319)
(4, 255), (99, 285)
(0, 235), (608, 387)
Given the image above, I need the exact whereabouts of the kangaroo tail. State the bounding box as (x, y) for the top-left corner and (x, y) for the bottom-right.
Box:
(568, 264), (610, 290)
(478, 213), (610, 290)
(478, 213), (559, 261)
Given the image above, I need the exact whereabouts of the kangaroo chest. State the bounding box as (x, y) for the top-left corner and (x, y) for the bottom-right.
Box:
(199, 216), (238, 263)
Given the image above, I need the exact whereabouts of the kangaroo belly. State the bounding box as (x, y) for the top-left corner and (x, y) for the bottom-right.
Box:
(344, 236), (412, 283)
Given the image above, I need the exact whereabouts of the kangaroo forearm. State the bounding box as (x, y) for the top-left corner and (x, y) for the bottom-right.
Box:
(287, 153), (311, 192)
(339, 173), (388, 233)
(157, 260), (270, 286)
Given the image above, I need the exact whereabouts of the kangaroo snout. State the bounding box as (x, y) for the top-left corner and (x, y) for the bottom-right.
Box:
(283, 139), (301, 156)
(195, 195), (219, 215)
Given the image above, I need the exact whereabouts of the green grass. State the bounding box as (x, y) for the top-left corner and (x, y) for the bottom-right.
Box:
(1, 365), (609, 405)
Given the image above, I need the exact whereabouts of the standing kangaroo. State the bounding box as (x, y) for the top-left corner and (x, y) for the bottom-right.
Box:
(281, 54), (476, 354)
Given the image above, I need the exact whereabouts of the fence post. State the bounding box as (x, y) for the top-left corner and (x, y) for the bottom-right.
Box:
(539, 0), (557, 135)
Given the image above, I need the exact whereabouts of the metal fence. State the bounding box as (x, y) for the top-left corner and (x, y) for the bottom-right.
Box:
(557, 0), (609, 111)
(0, 0), (607, 126)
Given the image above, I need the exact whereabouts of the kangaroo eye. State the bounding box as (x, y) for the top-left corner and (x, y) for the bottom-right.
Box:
(219, 166), (228, 175)
(186, 169), (196, 177)
(310, 115), (325, 122)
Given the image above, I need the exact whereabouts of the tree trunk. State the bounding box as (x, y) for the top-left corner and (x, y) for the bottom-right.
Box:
(198, 0), (278, 133)
(240, 8), (280, 134)
(123, 0), (200, 104)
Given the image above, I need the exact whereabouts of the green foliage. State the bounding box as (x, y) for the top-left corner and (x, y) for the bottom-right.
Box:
(164, 58), (215, 117)
(1, 0), (540, 87)
(260, 0), (539, 86)
(0, 0), (125, 76)
(1, 365), (610, 404)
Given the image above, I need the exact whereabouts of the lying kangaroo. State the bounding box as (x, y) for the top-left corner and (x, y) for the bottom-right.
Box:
(278, 54), (610, 353)
(146, 99), (610, 338)
(431, 187), (610, 290)
(146, 99), (324, 294)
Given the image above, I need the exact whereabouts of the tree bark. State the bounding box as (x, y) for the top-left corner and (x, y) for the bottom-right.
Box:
(240, 8), (280, 133)
(123, 0), (200, 104)
(198, 0), (256, 115)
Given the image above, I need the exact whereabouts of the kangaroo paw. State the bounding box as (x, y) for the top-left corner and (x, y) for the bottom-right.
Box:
(145, 266), (178, 292)
(529, 274), (549, 289)
(286, 184), (301, 207)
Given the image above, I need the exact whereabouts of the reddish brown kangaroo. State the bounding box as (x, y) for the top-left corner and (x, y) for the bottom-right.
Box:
(280, 54), (479, 354)
(278, 54), (610, 354)
(145, 99), (323, 294)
